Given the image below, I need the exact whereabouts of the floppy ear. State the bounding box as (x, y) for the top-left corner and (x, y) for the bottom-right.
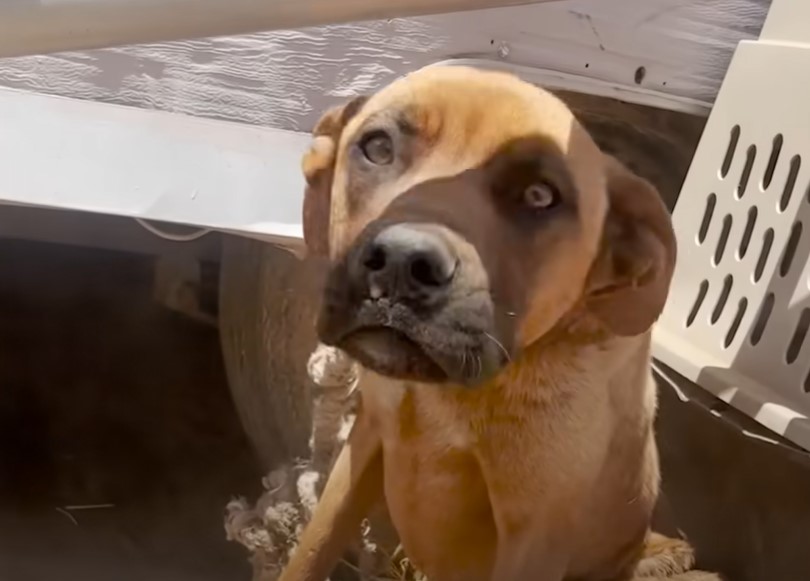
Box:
(585, 155), (677, 336)
(301, 96), (368, 258)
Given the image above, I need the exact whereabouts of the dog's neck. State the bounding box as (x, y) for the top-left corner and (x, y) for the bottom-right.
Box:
(530, 306), (614, 350)
(485, 310), (652, 401)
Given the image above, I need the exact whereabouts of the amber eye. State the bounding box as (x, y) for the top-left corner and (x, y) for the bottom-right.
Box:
(359, 131), (394, 165)
(523, 182), (559, 210)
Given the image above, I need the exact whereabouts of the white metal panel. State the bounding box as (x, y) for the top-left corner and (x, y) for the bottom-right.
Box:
(430, 59), (712, 116)
(0, 0), (561, 58)
(0, 88), (309, 251)
(0, 0), (771, 133)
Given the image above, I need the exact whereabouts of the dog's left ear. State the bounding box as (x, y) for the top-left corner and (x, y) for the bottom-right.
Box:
(586, 155), (677, 336)
(301, 96), (368, 258)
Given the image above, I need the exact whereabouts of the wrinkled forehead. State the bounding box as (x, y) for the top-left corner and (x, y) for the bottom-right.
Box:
(341, 67), (601, 177)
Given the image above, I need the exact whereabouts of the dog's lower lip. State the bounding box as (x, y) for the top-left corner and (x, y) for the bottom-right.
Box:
(341, 325), (424, 358)
(351, 325), (415, 346)
(336, 325), (449, 381)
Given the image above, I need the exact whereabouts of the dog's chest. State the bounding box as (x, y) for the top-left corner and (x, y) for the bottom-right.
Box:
(358, 365), (625, 578)
(363, 382), (498, 578)
(361, 377), (573, 578)
(362, 379), (481, 480)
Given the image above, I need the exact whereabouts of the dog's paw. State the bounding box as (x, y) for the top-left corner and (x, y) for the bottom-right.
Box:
(634, 532), (696, 577)
(669, 572), (723, 581)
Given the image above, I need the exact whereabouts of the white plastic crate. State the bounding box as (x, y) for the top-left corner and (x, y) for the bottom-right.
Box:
(652, 0), (810, 451)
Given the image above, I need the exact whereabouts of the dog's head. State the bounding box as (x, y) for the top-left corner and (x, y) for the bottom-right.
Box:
(302, 66), (676, 387)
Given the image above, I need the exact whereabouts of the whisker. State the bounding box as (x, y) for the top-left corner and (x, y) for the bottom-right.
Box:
(484, 332), (511, 363)
(460, 348), (468, 377)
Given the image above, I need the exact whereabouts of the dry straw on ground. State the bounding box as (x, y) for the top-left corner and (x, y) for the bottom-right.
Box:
(225, 344), (419, 581)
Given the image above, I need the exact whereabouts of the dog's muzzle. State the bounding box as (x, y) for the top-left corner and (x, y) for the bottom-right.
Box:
(318, 222), (509, 387)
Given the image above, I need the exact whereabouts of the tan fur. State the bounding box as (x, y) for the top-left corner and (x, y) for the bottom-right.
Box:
(282, 67), (716, 581)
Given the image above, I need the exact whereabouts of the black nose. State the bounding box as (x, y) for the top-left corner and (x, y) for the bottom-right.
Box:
(358, 225), (457, 300)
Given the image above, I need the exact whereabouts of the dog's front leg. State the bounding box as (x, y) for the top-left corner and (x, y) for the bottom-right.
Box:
(480, 452), (573, 581)
(279, 403), (384, 581)
(489, 519), (570, 581)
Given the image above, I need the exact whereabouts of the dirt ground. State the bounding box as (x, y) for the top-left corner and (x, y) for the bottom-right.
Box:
(0, 240), (261, 581)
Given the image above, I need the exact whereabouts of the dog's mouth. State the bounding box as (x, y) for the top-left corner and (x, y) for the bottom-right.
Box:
(319, 298), (509, 387)
(339, 325), (448, 383)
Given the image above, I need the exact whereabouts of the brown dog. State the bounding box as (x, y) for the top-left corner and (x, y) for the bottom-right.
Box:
(282, 66), (712, 581)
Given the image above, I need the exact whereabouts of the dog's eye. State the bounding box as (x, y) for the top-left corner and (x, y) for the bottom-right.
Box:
(359, 131), (394, 165)
(522, 182), (559, 210)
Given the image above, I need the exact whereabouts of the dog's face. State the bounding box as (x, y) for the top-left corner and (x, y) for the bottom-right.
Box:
(302, 67), (675, 387)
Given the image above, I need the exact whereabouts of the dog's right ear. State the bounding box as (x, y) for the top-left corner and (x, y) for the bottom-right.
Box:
(301, 96), (368, 258)
(585, 155), (676, 336)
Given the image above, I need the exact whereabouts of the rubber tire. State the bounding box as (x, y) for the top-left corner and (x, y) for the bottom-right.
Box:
(219, 235), (325, 470)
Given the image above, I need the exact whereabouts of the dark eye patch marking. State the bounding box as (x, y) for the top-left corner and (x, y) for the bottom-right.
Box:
(485, 137), (578, 228)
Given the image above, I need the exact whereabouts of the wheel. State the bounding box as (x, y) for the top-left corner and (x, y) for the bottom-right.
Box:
(219, 235), (326, 470)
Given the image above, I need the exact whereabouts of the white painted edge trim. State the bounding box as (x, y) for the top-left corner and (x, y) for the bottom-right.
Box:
(428, 59), (713, 116)
(0, 86), (309, 251)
